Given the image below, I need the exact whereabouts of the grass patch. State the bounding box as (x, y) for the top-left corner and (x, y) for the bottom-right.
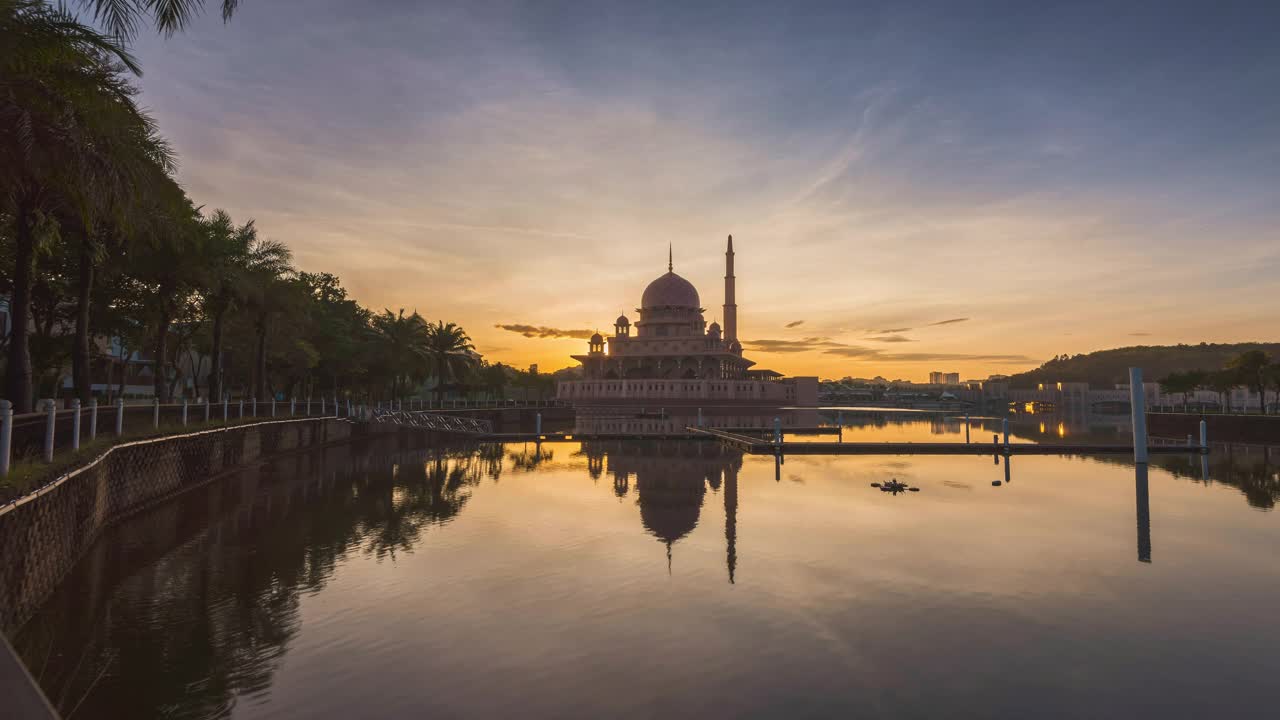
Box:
(0, 416), (312, 504)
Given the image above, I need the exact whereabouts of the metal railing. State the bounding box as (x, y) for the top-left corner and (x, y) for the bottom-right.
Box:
(367, 409), (492, 435)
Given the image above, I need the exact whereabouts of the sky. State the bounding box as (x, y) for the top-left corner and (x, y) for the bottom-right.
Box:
(123, 0), (1280, 381)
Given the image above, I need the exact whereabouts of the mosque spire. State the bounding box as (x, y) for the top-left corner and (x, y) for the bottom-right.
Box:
(723, 234), (738, 343)
(668, 243), (673, 273)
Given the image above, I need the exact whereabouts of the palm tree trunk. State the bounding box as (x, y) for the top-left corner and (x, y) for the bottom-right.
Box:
(4, 209), (37, 413)
(72, 239), (94, 404)
(254, 318), (268, 401)
(153, 307), (172, 402)
(209, 306), (226, 402)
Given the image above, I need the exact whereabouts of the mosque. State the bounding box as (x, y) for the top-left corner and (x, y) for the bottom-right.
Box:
(556, 236), (818, 405)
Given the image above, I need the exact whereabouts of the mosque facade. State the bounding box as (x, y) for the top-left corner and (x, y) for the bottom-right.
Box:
(556, 236), (818, 405)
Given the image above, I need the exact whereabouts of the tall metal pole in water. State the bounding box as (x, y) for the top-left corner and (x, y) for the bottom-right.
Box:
(1129, 367), (1149, 464)
(1136, 463), (1152, 563)
(965, 412), (970, 444)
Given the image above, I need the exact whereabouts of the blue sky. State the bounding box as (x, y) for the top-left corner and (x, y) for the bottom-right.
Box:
(124, 0), (1280, 379)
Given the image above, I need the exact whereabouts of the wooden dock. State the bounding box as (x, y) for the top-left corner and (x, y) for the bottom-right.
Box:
(686, 427), (1206, 456)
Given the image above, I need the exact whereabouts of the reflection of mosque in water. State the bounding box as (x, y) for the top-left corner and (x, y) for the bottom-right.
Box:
(580, 439), (743, 582)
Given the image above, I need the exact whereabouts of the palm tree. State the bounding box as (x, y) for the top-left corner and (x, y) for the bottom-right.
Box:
(199, 209), (289, 401)
(82, 0), (242, 39)
(2, 0), (166, 411)
(370, 309), (431, 401)
(424, 321), (476, 404)
(245, 272), (301, 401)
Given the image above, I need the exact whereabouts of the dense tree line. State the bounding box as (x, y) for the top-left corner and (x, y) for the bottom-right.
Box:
(1008, 342), (1280, 399)
(1, 1), (551, 413)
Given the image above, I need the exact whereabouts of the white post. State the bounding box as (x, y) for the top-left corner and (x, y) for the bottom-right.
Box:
(223, 396), (228, 422)
(291, 398), (296, 416)
(536, 412), (543, 436)
(153, 397), (160, 429)
(239, 398), (244, 419)
(71, 399), (81, 450)
(271, 398), (277, 417)
(182, 398), (188, 426)
(204, 398), (210, 422)
(774, 416), (782, 446)
(43, 399), (56, 462)
(89, 398), (98, 440)
(322, 396), (327, 415)
(251, 396), (257, 417)
(307, 396), (312, 416)
(0, 399), (11, 477)
(1199, 419), (1208, 450)
(1129, 367), (1149, 464)
(115, 398), (124, 436)
(347, 399), (352, 417)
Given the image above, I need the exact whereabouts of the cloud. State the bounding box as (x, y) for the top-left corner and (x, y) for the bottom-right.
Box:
(876, 327), (913, 333)
(926, 318), (970, 326)
(495, 324), (595, 340)
(746, 337), (1034, 364)
(1129, 332), (1152, 337)
(785, 320), (805, 328)
(743, 337), (847, 353)
(865, 334), (914, 343)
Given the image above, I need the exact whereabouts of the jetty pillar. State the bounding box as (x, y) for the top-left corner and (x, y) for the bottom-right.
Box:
(1129, 368), (1149, 464)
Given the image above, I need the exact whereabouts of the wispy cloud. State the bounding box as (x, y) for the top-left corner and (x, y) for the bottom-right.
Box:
(865, 334), (914, 343)
(746, 337), (1034, 364)
(495, 324), (595, 340)
(876, 327), (912, 334)
(785, 320), (805, 328)
(1129, 332), (1152, 337)
(926, 318), (970, 326)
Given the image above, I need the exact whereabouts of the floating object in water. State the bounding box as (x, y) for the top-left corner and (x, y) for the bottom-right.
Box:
(992, 480), (1002, 487)
(875, 478), (917, 495)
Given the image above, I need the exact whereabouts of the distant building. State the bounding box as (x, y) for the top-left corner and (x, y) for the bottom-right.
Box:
(929, 371), (943, 384)
(557, 236), (818, 405)
(944, 372), (960, 385)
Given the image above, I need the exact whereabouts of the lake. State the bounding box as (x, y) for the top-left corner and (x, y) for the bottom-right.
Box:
(13, 415), (1280, 719)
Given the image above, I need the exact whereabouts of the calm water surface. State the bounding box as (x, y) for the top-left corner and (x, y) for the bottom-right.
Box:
(14, 417), (1280, 719)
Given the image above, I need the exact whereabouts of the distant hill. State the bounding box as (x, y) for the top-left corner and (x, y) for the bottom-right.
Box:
(1007, 343), (1280, 388)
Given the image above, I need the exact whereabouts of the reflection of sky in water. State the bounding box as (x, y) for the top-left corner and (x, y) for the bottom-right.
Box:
(15, 427), (1280, 719)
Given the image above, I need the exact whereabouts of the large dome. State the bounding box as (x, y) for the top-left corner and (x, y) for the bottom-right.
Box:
(641, 271), (700, 309)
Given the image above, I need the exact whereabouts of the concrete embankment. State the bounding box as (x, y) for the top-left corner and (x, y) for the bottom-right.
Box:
(0, 417), (355, 637)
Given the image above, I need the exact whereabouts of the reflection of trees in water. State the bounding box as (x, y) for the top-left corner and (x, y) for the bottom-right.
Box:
(12, 441), (490, 719)
(1094, 444), (1280, 510)
(508, 445), (555, 471)
(14, 439), (751, 718)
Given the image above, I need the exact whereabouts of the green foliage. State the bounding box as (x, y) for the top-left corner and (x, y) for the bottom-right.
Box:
(1008, 343), (1280, 389)
(1, 1), (485, 408)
